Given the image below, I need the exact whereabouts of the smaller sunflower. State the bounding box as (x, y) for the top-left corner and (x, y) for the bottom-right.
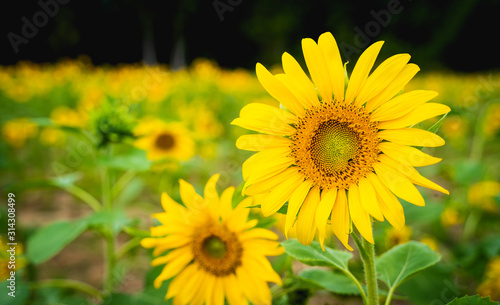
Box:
(141, 174), (284, 305)
(134, 118), (195, 161)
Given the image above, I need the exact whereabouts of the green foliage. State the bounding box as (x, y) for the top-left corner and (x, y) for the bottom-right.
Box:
(446, 295), (499, 305)
(282, 240), (352, 271)
(298, 269), (361, 296)
(26, 219), (88, 264)
(376, 241), (441, 291)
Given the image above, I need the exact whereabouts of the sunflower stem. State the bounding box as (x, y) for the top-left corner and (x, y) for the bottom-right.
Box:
(352, 232), (379, 305)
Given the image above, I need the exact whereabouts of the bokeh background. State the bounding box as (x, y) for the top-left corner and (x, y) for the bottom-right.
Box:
(1, 0), (500, 304)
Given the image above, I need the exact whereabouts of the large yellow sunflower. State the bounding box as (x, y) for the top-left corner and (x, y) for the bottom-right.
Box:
(134, 118), (195, 161)
(232, 32), (450, 250)
(141, 174), (284, 305)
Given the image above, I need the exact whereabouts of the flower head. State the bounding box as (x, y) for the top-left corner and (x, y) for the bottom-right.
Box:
(134, 118), (195, 162)
(232, 32), (450, 250)
(141, 174), (284, 305)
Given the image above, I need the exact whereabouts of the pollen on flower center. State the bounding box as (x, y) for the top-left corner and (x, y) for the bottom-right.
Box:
(310, 120), (361, 173)
(192, 222), (242, 276)
(155, 133), (175, 150)
(290, 99), (380, 190)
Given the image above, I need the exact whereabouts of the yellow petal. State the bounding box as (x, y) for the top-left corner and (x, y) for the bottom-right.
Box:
(379, 154), (449, 195)
(219, 186), (235, 220)
(366, 172), (405, 230)
(355, 53), (410, 107)
(296, 186), (321, 245)
(358, 177), (384, 221)
(331, 189), (353, 251)
(223, 274), (247, 305)
(151, 245), (191, 267)
(365, 63), (420, 112)
(255, 63), (306, 116)
(378, 103), (451, 129)
(348, 184), (374, 244)
(244, 167), (300, 196)
(236, 134), (291, 151)
(371, 90), (438, 121)
(261, 172), (304, 216)
(378, 141), (442, 167)
(373, 162), (425, 206)
(236, 266), (271, 305)
(345, 41), (384, 104)
(315, 188), (337, 247)
(244, 254), (283, 285)
(161, 191), (184, 214)
(204, 173), (220, 205)
(285, 180), (313, 238)
(281, 52), (320, 107)
(378, 128), (445, 147)
(318, 32), (344, 102)
(153, 253), (193, 288)
(302, 38), (332, 102)
(231, 109), (295, 136)
(179, 179), (206, 210)
(239, 228), (279, 241)
(166, 263), (198, 299)
(212, 277), (224, 305)
(225, 198), (252, 231)
(242, 146), (292, 181)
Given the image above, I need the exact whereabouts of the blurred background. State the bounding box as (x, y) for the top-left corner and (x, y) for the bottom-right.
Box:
(1, 0), (500, 71)
(1, 0), (500, 305)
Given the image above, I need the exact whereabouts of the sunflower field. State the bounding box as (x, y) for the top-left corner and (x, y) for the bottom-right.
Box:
(1, 34), (500, 305)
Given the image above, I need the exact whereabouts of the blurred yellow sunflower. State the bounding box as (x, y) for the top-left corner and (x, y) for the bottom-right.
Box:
(134, 118), (195, 161)
(232, 32), (450, 250)
(141, 174), (284, 305)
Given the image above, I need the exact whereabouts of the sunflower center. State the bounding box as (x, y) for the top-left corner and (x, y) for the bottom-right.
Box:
(192, 222), (242, 276)
(310, 121), (360, 173)
(155, 133), (175, 150)
(291, 99), (380, 190)
(202, 236), (226, 259)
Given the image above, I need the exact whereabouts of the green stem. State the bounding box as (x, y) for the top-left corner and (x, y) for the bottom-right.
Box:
(103, 230), (116, 293)
(61, 184), (101, 212)
(353, 232), (379, 305)
(111, 170), (136, 199)
(101, 146), (113, 211)
(30, 279), (104, 300)
(342, 269), (368, 305)
(116, 237), (142, 260)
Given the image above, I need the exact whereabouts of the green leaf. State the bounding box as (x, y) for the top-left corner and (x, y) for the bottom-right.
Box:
(427, 112), (448, 134)
(247, 203), (288, 214)
(85, 209), (131, 234)
(0, 276), (29, 305)
(27, 219), (88, 264)
(376, 241), (441, 290)
(123, 226), (151, 238)
(282, 240), (352, 271)
(98, 149), (151, 171)
(299, 269), (360, 295)
(445, 295), (499, 305)
(299, 269), (390, 297)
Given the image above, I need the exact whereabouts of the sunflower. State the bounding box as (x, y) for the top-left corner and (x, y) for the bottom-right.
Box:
(134, 118), (195, 161)
(141, 174), (284, 305)
(232, 32), (450, 250)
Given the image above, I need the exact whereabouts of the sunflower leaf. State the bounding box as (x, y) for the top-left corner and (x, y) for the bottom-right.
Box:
(445, 295), (499, 305)
(26, 219), (88, 265)
(426, 112), (448, 134)
(376, 241), (441, 290)
(282, 239), (352, 271)
(298, 268), (391, 296)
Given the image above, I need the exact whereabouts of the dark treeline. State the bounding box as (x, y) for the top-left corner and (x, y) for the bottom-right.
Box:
(1, 0), (498, 71)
